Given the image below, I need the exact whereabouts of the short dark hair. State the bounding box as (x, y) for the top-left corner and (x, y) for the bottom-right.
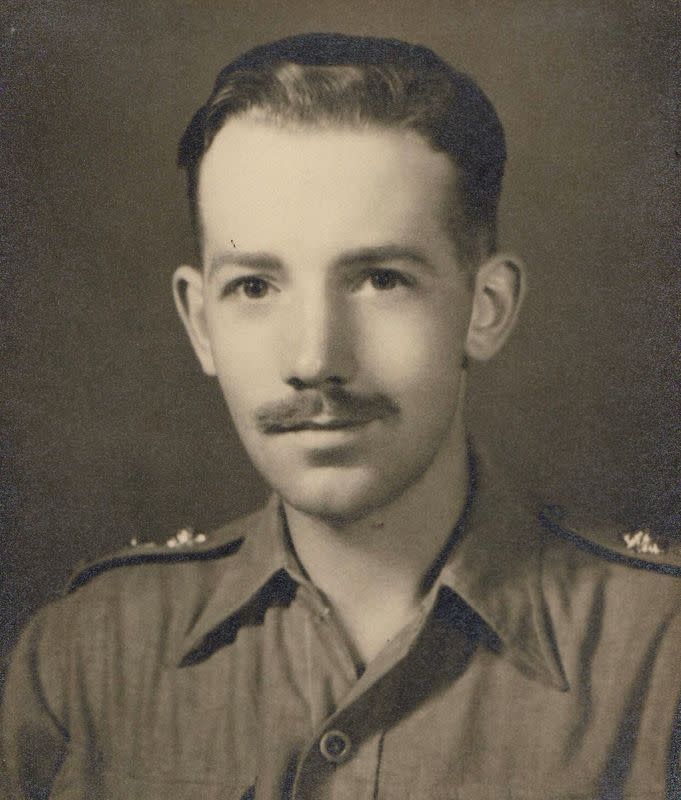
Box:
(178, 33), (506, 270)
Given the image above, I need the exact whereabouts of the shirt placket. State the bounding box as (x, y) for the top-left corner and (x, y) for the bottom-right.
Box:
(289, 589), (438, 800)
(302, 592), (359, 728)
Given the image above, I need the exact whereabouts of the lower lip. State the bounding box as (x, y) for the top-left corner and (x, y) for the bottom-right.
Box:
(281, 420), (375, 445)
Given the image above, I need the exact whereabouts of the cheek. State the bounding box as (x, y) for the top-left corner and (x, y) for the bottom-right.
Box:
(358, 302), (468, 392)
(206, 293), (282, 357)
(205, 318), (279, 411)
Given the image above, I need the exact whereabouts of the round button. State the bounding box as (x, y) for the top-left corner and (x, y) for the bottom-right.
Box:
(319, 730), (352, 764)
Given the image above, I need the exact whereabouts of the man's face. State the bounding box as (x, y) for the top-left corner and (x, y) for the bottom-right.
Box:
(186, 117), (476, 522)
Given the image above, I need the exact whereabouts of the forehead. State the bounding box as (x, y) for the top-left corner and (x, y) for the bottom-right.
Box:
(197, 117), (457, 262)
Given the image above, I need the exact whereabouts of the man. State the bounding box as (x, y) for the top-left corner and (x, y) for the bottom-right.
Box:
(1, 32), (679, 800)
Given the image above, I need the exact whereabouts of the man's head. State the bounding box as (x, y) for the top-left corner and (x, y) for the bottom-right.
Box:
(173, 34), (524, 523)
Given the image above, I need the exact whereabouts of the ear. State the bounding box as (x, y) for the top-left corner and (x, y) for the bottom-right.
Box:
(465, 254), (526, 362)
(172, 264), (217, 376)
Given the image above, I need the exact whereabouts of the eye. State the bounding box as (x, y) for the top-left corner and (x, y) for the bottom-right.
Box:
(222, 276), (272, 299)
(364, 269), (412, 291)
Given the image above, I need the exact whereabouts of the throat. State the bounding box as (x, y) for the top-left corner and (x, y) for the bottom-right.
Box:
(283, 435), (471, 668)
(326, 589), (428, 667)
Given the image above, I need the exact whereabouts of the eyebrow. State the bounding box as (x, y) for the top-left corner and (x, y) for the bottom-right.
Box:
(208, 244), (435, 277)
(335, 245), (435, 272)
(208, 251), (283, 277)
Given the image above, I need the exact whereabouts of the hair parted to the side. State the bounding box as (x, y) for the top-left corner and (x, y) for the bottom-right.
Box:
(178, 32), (506, 270)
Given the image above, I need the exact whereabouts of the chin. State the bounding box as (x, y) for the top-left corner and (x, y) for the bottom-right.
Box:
(270, 464), (417, 525)
(283, 494), (382, 526)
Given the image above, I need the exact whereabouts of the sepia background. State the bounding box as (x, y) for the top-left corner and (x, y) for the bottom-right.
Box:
(1, 0), (679, 663)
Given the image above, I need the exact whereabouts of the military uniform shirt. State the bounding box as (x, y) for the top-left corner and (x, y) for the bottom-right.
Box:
(1, 468), (680, 799)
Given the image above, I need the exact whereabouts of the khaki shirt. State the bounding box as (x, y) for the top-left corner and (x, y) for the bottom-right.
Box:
(2, 468), (680, 799)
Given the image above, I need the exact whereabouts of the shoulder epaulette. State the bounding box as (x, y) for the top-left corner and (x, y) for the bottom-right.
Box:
(539, 505), (681, 577)
(68, 525), (245, 592)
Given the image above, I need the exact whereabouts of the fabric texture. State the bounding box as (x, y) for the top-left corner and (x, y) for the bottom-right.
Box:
(1, 465), (680, 800)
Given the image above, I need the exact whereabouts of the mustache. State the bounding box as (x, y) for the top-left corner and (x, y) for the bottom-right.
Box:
(254, 386), (399, 434)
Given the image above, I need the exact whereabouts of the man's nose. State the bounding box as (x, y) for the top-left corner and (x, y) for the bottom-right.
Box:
(281, 291), (357, 390)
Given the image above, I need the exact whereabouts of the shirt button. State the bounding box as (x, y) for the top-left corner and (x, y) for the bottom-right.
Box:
(319, 729), (352, 764)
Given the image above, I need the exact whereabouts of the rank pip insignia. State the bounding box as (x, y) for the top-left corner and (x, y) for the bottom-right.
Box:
(165, 527), (207, 548)
(622, 528), (666, 556)
(128, 527), (207, 549)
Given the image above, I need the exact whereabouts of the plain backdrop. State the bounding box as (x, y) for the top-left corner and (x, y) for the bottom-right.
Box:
(1, 0), (679, 662)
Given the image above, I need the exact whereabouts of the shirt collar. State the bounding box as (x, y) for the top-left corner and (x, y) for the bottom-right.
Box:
(176, 463), (568, 690)
(176, 495), (292, 665)
(438, 459), (568, 690)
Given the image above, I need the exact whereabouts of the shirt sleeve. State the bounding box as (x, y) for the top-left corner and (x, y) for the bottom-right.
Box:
(0, 606), (69, 800)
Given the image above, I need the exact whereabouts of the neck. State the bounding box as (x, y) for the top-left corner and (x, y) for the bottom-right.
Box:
(283, 406), (469, 664)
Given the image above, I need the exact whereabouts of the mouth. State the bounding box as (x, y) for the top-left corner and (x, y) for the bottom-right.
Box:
(264, 416), (376, 434)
